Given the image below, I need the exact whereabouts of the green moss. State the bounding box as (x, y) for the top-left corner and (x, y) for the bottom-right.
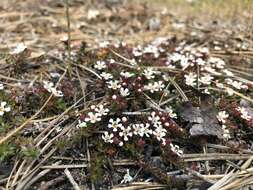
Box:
(0, 143), (16, 161)
(56, 138), (71, 150)
(55, 98), (67, 110)
(21, 146), (39, 159)
(0, 118), (11, 134)
(90, 154), (105, 183)
(123, 142), (139, 157)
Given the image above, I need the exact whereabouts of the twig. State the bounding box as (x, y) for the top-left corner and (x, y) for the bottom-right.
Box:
(15, 148), (57, 190)
(110, 49), (137, 68)
(183, 153), (253, 162)
(65, 0), (72, 76)
(64, 168), (81, 190)
(41, 164), (88, 169)
(22, 161), (61, 190)
(38, 176), (66, 190)
(5, 159), (19, 190)
(76, 67), (86, 107)
(168, 76), (188, 102)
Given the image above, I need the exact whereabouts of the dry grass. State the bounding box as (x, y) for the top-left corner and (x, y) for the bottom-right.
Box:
(137, 0), (253, 25)
(141, 0), (253, 18)
(139, 0), (253, 38)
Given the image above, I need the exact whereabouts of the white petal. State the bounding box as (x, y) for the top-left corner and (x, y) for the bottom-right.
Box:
(4, 107), (11, 112)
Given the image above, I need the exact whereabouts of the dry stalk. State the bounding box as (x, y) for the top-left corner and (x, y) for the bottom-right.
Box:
(64, 168), (81, 190)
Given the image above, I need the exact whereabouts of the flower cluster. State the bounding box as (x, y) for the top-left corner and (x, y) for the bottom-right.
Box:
(236, 107), (252, 121)
(75, 38), (252, 158)
(225, 79), (248, 90)
(101, 110), (183, 157)
(78, 104), (109, 128)
(217, 111), (231, 140)
(142, 67), (160, 79)
(144, 81), (165, 93)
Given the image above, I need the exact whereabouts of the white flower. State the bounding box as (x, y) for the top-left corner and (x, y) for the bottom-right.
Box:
(120, 88), (130, 97)
(50, 72), (61, 78)
(217, 111), (229, 123)
(203, 88), (210, 94)
(180, 56), (189, 68)
(95, 104), (109, 116)
(85, 112), (101, 123)
(133, 123), (152, 137)
(166, 63), (176, 69)
(99, 41), (110, 48)
(122, 117), (128, 122)
(108, 118), (123, 132)
(196, 58), (206, 66)
(151, 37), (169, 46)
(0, 83), (4, 90)
(119, 126), (132, 141)
(225, 79), (248, 90)
(222, 125), (231, 140)
(120, 71), (134, 78)
(209, 57), (225, 69)
(102, 131), (114, 143)
(60, 36), (68, 42)
(144, 81), (165, 93)
(148, 112), (162, 127)
(94, 61), (106, 70)
(170, 53), (182, 62)
(133, 124), (143, 136)
(100, 72), (113, 80)
(172, 22), (185, 29)
(0, 102), (10, 116)
(51, 88), (64, 97)
(153, 125), (167, 142)
(143, 45), (159, 58)
(184, 73), (197, 86)
(214, 46), (222, 51)
(87, 9), (100, 20)
(236, 107), (252, 121)
(132, 48), (143, 57)
(43, 81), (63, 97)
(200, 74), (214, 85)
(107, 80), (121, 90)
(112, 94), (117, 100)
(170, 143), (183, 157)
(141, 123), (153, 137)
(226, 87), (234, 96)
(43, 81), (54, 91)
(162, 74), (170, 81)
(109, 59), (115, 64)
(203, 66), (221, 75)
(143, 67), (159, 79)
(121, 169), (133, 184)
(130, 59), (137, 66)
(216, 82), (224, 89)
(223, 69), (234, 76)
(10, 43), (27, 54)
(198, 47), (209, 54)
(165, 106), (177, 118)
(77, 120), (87, 128)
